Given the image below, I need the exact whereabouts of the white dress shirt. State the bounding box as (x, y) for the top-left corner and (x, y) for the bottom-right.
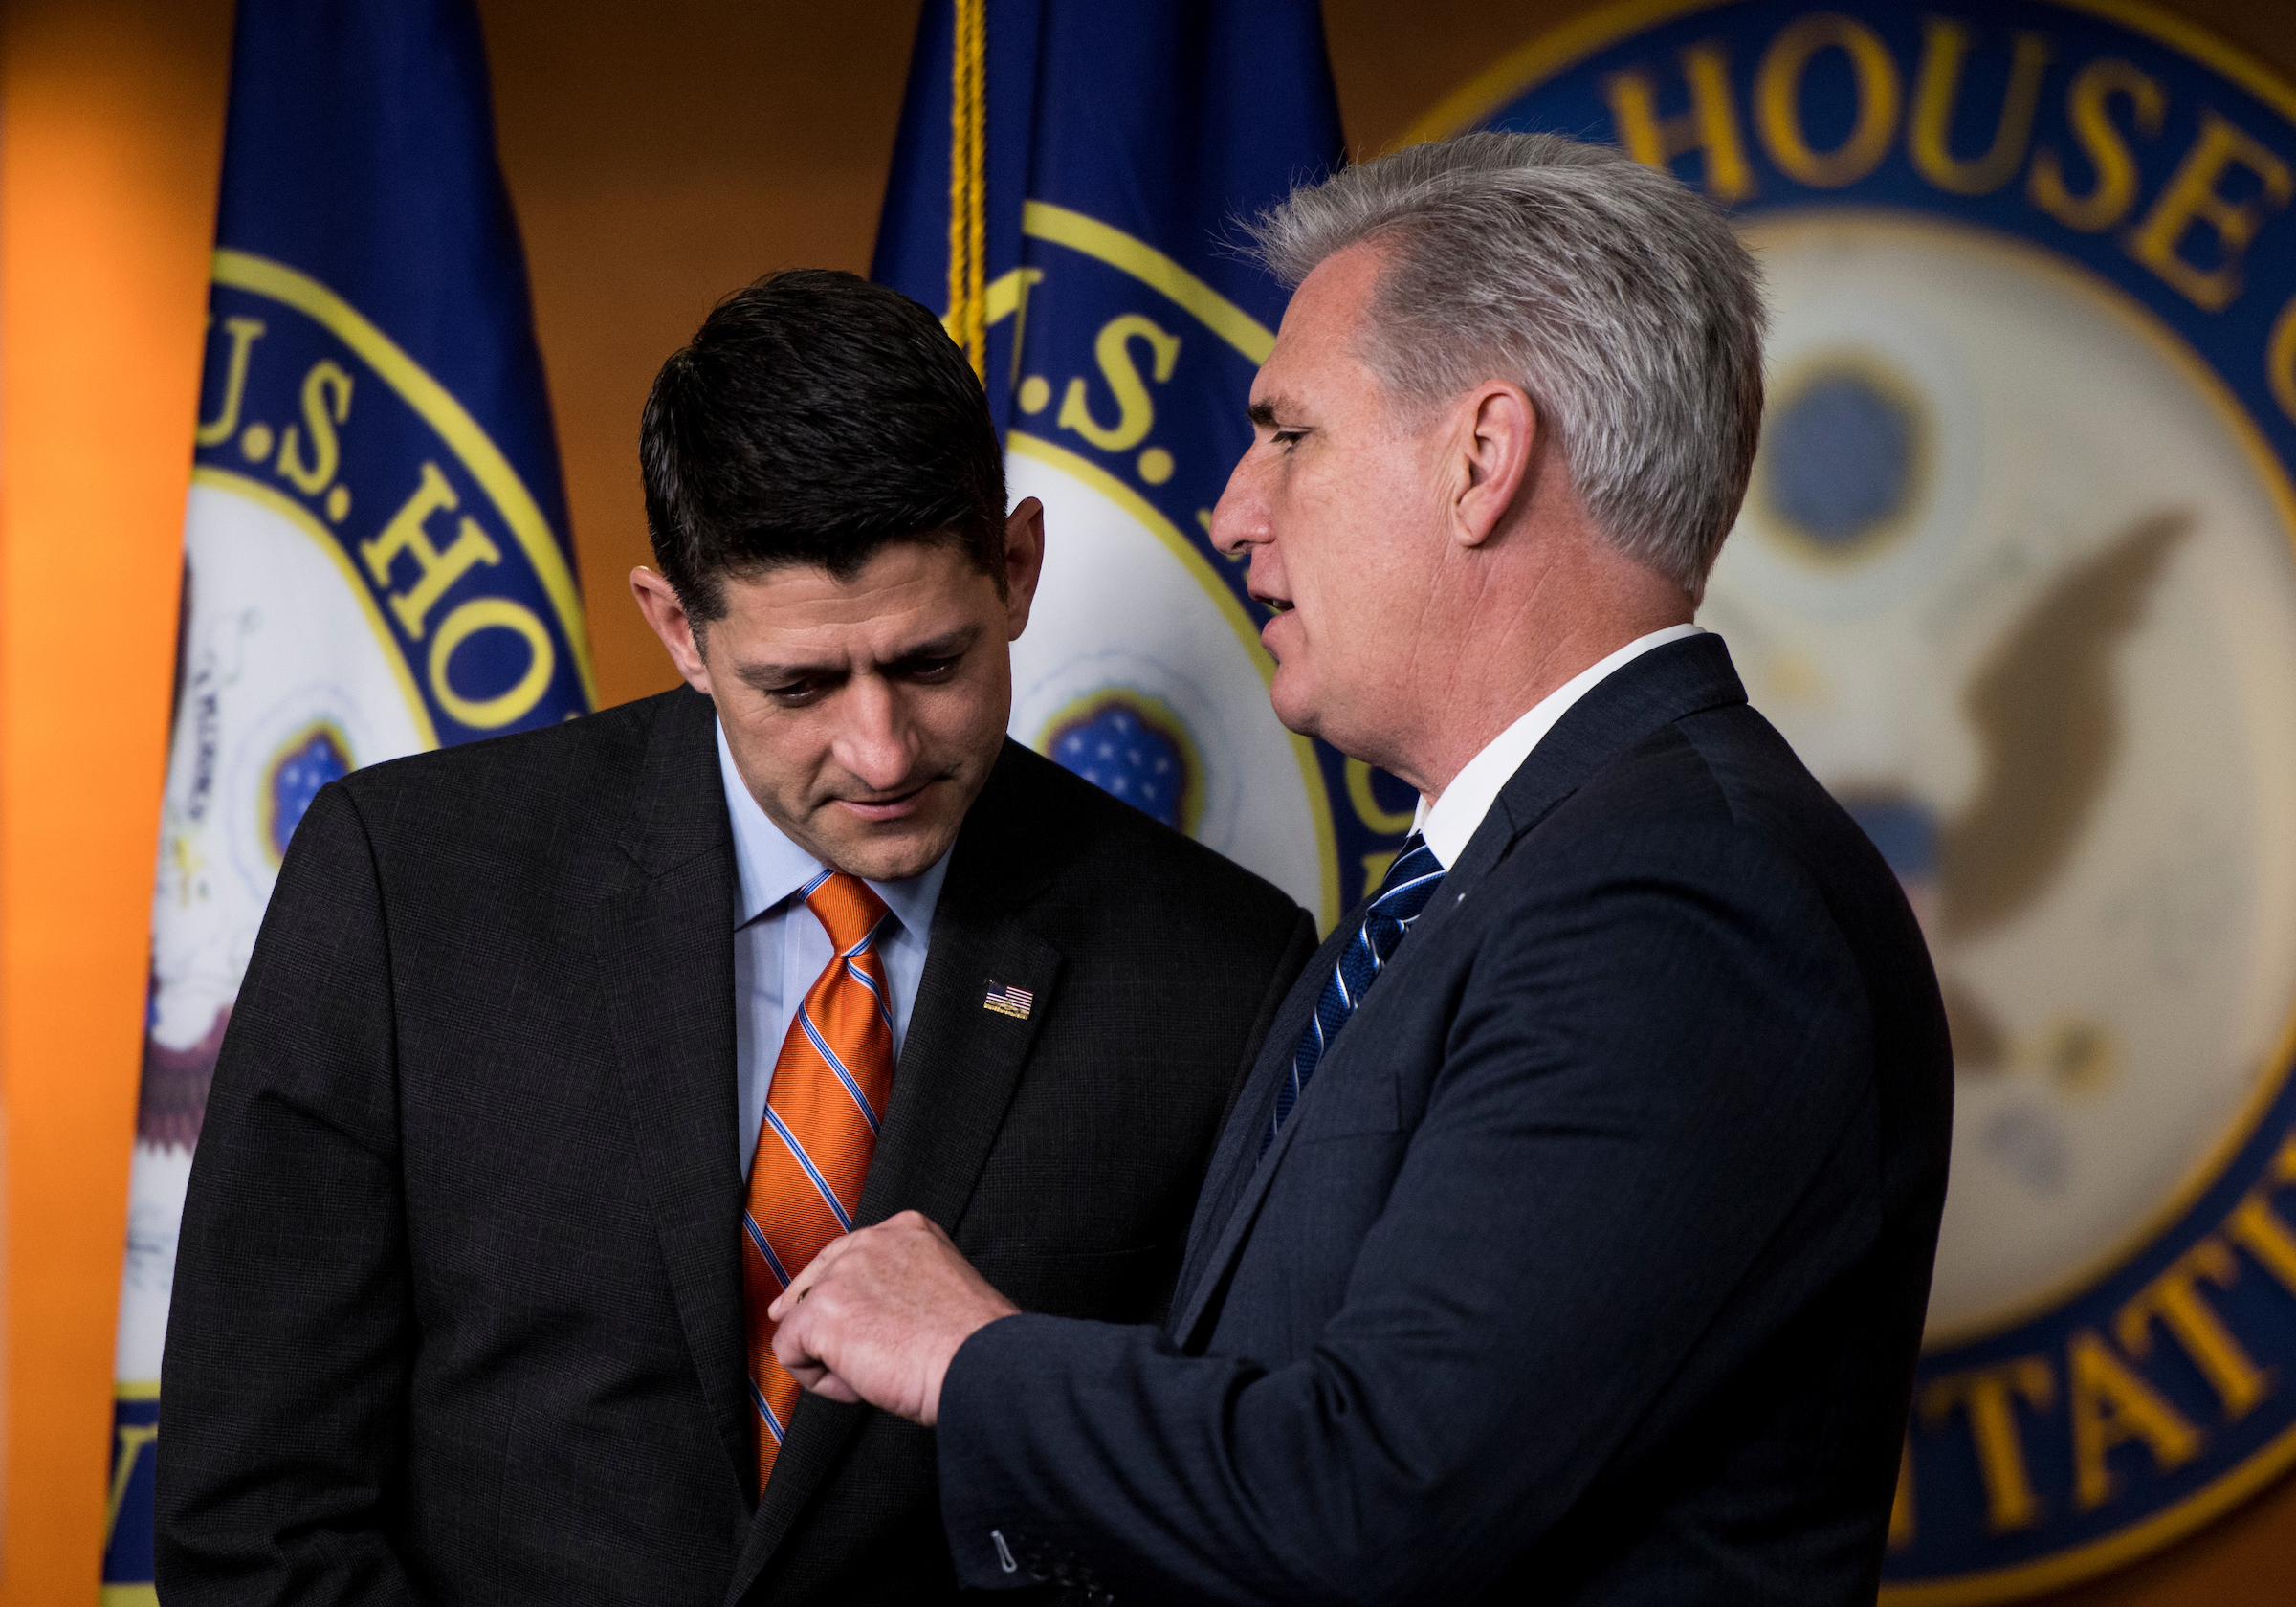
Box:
(1413, 624), (1706, 869)
(717, 720), (952, 1175)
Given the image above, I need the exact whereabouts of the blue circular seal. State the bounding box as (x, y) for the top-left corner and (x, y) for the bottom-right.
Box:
(1045, 692), (1204, 836)
(1765, 365), (1922, 549)
(1416, 3), (2296, 1599)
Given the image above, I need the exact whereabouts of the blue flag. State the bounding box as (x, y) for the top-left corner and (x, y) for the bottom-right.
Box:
(104, 3), (589, 1596)
(875, 1), (1400, 931)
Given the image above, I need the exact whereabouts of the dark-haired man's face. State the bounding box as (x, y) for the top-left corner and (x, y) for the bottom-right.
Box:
(632, 503), (1044, 882)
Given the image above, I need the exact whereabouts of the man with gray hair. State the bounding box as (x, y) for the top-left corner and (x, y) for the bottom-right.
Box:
(768, 132), (1953, 1604)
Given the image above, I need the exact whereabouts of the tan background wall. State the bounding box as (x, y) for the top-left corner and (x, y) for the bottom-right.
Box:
(3, 2), (2293, 1601)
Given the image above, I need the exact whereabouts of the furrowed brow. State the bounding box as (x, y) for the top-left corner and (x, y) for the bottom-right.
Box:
(734, 658), (835, 692)
(885, 624), (982, 666)
(731, 624), (983, 691)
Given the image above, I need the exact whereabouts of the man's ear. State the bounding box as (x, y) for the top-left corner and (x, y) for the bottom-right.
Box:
(629, 566), (714, 694)
(1450, 383), (1536, 550)
(1002, 497), (1047, 640)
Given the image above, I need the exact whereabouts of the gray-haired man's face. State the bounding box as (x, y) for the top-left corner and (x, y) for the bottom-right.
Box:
(1209, 245), (1460, 779)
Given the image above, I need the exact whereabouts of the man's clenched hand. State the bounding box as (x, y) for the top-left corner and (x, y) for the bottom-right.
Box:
(769, 1210), (1020, 1425)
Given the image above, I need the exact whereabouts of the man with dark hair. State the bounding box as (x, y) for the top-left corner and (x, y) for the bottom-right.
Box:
(157, 269), (1316, 1607)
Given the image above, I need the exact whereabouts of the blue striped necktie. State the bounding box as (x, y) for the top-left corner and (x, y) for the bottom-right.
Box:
(1269, 835), (1446, 1149)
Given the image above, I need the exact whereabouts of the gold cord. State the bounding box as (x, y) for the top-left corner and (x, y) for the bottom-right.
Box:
(947, 0), (989, 380)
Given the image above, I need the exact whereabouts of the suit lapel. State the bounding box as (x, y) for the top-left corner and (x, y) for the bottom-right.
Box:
(591, 689), (752, 1498)
(1169, 914), (1350, 1326)
(726, 741), (1063, 1601)
(1171, 635), (1751, 1346)
(859, 906), (1061, 1229)
(1168, 1029), (1314, 1348)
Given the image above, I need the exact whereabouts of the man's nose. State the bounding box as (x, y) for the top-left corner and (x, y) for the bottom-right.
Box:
(833, 677), (916, 789)
(1208, 453), (1269, 558)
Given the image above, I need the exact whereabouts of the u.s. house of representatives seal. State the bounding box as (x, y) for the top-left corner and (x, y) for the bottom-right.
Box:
(123, 247), (595, 1339)
(1416, 2), (2296, 1598)
(125, 250), (595, 1347)
(107, 250), (592, 1592)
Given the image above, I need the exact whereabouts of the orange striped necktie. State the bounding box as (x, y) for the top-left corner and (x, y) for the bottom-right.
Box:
(741, 868), (896, 1487)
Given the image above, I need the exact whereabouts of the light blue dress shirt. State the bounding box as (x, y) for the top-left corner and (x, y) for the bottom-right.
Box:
(717, 720), (951, 1176)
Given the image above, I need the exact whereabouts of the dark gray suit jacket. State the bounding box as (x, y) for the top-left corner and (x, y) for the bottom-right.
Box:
(937, 635), (1954, 1605)
(156, 684), (1315, 1607)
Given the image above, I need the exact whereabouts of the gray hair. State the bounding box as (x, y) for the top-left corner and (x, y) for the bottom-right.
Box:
(1245, 131), (1765, 593)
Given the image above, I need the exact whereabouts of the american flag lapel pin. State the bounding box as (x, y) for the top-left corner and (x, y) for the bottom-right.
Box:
(982, 981), (1033, 1020)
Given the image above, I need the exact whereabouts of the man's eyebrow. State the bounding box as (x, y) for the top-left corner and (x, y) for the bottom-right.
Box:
(730, 624), (983, 691)
(1247, 397), (1292, 429)
(882, 624), (982, 665)
(733, 657), (834, 691)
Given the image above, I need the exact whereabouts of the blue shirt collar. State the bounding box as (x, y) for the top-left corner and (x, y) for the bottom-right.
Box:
(715, 717), (953, 936)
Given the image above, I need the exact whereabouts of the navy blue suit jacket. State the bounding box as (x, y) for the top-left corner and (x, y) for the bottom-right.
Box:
(935, 634), (1954, 1605)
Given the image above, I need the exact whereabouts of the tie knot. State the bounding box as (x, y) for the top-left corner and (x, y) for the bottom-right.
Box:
(804, 870), (889, 954)
(1376, 835), (1441, 897)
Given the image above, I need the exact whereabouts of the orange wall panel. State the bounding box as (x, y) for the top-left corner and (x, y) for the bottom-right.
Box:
(0, 0), (232, 1598)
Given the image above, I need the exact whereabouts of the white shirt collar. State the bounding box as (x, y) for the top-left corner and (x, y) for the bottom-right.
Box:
(715, 718), (952, 936)
(1412, 624), (1705, 869)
